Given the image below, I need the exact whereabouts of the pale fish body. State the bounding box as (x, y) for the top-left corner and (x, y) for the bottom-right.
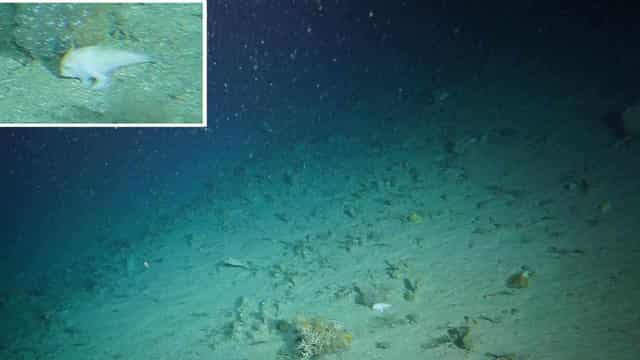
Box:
(59, 46), (152, 90)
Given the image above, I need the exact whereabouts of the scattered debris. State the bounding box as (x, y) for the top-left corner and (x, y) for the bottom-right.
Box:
(405, 313), (419, 324)
(597, 200), (612, 214)
(421, 323), (473, 351)
(343, 205), (358, 219)
(294, 316), (352, 360)
(385, 259), (410, 279)
(448, 325), (472, 350)
(403, 275), (423, 302)
(421, 334), (451, 350)
(563, 178), (590, 195)
(354, 284), (388, 308)
(406, 212), (423, 224)
(506, 266), (534, 289)
(506, 271), (530, 289)
(337, 234), (364, 252)
(547, 246), (585, 257)
(270, 263), (302, 288)
(275, 319), (290, 333)
(333, 285), (353, 300)
(483, 290), (515, 299)
(485, 352), (519, 360)
(477, 315), (502, 324)
(485, 184), (526, 200)
(275, 212), (289, 223)
(222, 257), (250, 269)
(370, 312), (410, 329)
(281, 237), (314, 259)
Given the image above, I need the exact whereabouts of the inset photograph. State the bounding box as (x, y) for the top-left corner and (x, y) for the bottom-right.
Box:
(0, 1), (204, 125)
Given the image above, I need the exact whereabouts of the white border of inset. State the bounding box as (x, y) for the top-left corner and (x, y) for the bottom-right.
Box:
(0, 0), (206, 127)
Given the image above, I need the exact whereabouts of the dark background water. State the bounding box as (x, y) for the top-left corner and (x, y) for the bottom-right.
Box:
(2, 0), (639, 282)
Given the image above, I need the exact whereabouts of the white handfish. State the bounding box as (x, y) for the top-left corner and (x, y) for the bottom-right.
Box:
(59, 46), (152, 90)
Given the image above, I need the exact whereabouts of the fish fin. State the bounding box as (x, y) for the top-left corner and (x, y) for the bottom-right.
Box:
(80, 75), (93, 88)
(90, 73), (111, 90)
